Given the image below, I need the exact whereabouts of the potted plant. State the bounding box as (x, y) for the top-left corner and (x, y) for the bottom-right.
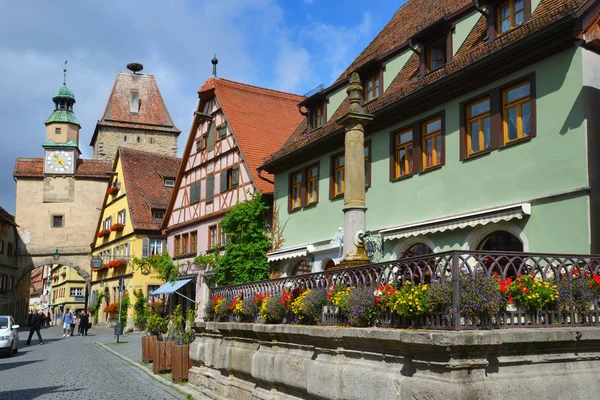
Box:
(148, 310), (173, 374)
(170, 305), (197, 382)
(98, 229), (111, 238)
(107, 184), (120, 196)
(110, 223), (125, 232)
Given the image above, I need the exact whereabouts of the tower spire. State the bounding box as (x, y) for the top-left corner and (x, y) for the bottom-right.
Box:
(63, 61), (68, 86)
(211, 54), (218, 78)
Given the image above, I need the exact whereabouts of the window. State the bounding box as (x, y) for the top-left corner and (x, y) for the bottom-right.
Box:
(190, 182), (201, 204)
(130, 90), (140, 114)
(196, 139), (204, 153)
(290, 171), (303, 211)
(7, 243), (12, 257)
(218, 123), (227, 139)
(422, 117), (443, 170)
(393, 129), (413, 179)
(310, 106), (324, 130)
(152, 210), (165, 222)
(207, 123), (215, 150)
(182, 234), (189, 255)
(333, 154), (345, 197)
(70, 288), (83, 297)
(292, 260), (312, 276)
(427, 45), (446, 71)
(190, 231), (198, 254)
(102, 216), (112, 230)
(123, 136), (127, 142)
(164, 179), (175, 188)
(466, 98), (491, 156)
(363, 74), (380, 102)
(478, 231), (523, 252)
(307, 165), (319, 205)
(174, 235), (181, 257)
(149, 239), (163, 255)
(55, 128), (61, 135)
(503, 81), (531, 144)
(117, 210), (127, 225)
(52, 215), (64, 228)
(498, 0), (525, 34)
(206, 175), (214, 203)
(209, 226), (218, 248)
(137, 136), (141, 143)
(221, 166), (240, 192)
(148, 285), (160, 302)
(219, 226), (228, 247)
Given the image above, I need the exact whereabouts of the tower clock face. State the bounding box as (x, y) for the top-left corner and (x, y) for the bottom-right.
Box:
(45, 150), (74, 174)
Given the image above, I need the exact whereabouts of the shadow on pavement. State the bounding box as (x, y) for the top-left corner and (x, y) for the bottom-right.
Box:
(0, 386), (83, 400)
(0, 360), (38, 372)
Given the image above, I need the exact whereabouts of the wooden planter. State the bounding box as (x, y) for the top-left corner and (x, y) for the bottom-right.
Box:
(142, 335), (158, 363)
(171, 344), (193, 382)
(153, 340), (174, 374)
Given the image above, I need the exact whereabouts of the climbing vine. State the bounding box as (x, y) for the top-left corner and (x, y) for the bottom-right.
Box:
(131, 252), (180, 282)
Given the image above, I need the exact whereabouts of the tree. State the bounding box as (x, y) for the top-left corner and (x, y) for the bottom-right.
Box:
(215, 191), (271, 285)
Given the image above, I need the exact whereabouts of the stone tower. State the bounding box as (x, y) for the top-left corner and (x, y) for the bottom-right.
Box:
(90, 64), (180, 164)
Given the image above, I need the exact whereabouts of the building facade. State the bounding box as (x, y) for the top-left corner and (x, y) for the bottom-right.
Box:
(162, 74), (304, 317)
(260, 0), (600, 274)
(49, 264), (87, 315)
(91, 147), (180, 328)
(90, 68), (180, 164)
(0, 207), (24, 321)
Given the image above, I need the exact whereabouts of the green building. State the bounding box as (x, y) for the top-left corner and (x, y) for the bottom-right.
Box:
(260, 0), (600, 274)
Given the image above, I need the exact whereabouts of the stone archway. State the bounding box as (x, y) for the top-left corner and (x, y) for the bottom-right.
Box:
(17, 257), (91, 282)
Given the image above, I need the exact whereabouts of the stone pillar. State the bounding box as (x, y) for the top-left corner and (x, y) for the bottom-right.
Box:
(336, 73), (373, 268)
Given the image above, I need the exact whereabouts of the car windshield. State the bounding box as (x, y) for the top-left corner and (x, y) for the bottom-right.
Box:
(0, 317), (8, 329)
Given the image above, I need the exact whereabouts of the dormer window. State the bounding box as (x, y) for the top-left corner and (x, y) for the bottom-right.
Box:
(130, 90), (140, 114)
(152, 210), (165, 222)
(310, 105), (324, 130)
(164, 178), (175, 188)
(363, 74), (380, 102)
(498, 0), (525, 34)
(427, 44), (446, 71)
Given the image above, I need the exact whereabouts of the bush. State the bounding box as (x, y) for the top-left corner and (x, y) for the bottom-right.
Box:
(504, 275), (558, 312)
(291, 288), (327, 325)
(259, 294), (286, 323)
(344, 287), (376, 327)
(427, 278), (452, 317)
(393, 283), (429, 318)
(459, 271), (503, 317)
(556, 278), (595, 314)
(133, 289), (147, 331)
(147, 309), (169, 340)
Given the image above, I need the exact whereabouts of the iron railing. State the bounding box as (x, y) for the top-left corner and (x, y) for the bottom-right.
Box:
(210, 250), (600, 330)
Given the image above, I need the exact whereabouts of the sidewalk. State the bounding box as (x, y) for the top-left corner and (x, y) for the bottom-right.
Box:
(95, 331), (211, 400)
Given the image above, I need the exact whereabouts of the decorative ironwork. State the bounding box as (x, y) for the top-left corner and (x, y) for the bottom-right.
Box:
(210, 250), (600, 330)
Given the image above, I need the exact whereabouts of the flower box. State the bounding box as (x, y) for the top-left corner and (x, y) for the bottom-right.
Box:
(142, 335), (159, 363)
(153, 340), (175, 374)
(98, 229), (111, 238)
(110, 223), (125, 232)
(107, 185), (120, 196)
(171, 344), (193, 382)
(106, 258), (127, 269)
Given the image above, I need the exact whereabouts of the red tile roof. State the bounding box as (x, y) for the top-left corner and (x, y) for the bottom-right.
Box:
(0, 206), (16, 226)
(262, 0), (584, 168)
(90, 72), (180, 146)
(118, 147), (181, 231)
(198, 78), (305, 192)
(13, 157), (111, 179)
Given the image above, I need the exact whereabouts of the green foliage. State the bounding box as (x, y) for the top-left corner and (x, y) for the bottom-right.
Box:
(193, 249), (221, 287)
(94, 291), (105, 325)
(147, 308), (169, 340)
(215, 191), (271, 285)
(133, 289), (148, 331)
(132, 252), (180, 283)
(118, 292), (130, 327)
(170, 304), (197, 345)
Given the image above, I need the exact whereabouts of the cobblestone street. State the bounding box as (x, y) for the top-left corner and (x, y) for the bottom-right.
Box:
(0, 325), (204, 400)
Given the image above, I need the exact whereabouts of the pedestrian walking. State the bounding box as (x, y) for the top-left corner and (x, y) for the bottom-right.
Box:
(63, 308), (74, 338)
(79, 310), (90, 336)
(70, 310), (77, 336)
(26, 309), (43, 345)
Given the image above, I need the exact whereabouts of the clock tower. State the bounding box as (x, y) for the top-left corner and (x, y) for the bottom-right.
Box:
(43, 63), (81, 175)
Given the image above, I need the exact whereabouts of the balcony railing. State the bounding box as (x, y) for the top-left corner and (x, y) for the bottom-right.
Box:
(210, 250), (600, 330)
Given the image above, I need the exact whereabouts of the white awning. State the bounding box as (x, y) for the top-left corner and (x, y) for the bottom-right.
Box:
(380, 203), (531, 241)
(150, 279), (192, 295)
(267, 244), (314, 262)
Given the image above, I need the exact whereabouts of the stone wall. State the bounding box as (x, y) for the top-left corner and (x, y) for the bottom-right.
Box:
(190, 322), (600, 400)
(93, 126), (178, 163)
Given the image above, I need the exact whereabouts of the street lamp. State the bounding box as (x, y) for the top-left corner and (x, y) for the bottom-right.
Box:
(53, 248), (60, 261)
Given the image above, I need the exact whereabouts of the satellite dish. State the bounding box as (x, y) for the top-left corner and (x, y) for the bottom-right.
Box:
(126, 63), (144, 74)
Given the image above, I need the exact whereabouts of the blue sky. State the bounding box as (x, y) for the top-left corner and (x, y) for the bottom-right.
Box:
(0, 0), (403, 214)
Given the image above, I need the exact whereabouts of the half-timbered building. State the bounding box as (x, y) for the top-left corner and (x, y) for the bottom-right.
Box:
(162, 74), (304, 314)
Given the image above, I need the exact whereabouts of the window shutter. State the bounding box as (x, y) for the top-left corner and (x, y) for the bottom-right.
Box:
(220, 170), (228, 193)
(232, 166), (239, 187)
(142, 238), (149, 258)
(207, 123), (215, 150)
(218, 123), (227, 139)
(190, 182), (200, 204)
(207, 175), (214, 203)
(123, 210), (126, 226)
(412, 121), (422, 173)
(490, 88), (501, 151)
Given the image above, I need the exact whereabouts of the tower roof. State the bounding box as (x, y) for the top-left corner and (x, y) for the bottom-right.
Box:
(90, 71), (180, 146)
(45, 63), (80, 126)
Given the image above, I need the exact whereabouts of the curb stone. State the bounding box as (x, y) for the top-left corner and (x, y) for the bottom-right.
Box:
(97, 342), (211, 399)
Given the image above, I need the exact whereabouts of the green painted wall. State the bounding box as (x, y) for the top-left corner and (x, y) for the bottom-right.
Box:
(383, 50), (412, 91)
(326, 85), (348, 121)
(275, 47), (589, 253)
(452, 11), (482, 56)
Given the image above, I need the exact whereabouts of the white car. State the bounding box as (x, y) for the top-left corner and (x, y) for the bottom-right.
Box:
(0, 315), (20, 357)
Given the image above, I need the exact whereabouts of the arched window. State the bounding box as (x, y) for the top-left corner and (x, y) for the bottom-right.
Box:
(292, 260), (312, 276)
(478, 231), (523, 252)
(324, 259), (337, 271)
(408, 243), (433, 255)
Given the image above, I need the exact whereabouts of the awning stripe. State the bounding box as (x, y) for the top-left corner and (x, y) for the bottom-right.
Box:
(267, 245), (314, 262)
(380, 203), (531, 241)
(150, 279), (192, 295)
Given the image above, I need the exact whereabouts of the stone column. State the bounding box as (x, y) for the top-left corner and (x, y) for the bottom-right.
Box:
(336, 73), (373, 268)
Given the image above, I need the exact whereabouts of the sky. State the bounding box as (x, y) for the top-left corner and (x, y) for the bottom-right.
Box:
(0, 0), (402, 214)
